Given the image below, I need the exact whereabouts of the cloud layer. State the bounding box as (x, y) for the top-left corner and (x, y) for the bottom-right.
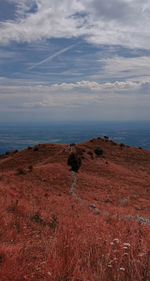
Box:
(0, 78), (150, 120)
(1, 0), (150, 49)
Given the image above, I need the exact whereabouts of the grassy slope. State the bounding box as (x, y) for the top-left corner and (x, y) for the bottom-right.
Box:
(0, 138), (150, 281)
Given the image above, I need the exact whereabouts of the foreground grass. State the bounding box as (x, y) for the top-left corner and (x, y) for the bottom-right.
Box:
(0, 192), (149, 281)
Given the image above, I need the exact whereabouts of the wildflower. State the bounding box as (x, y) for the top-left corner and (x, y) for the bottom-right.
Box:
(122, 253), (128, 256)
(113, 238), (119, 243)
(120, 267), (125, 271)
(110, 242), (114, 245)
(123, 246), (128, 249)
(123, 243), (130, 247)
(108, 264), (112, 268)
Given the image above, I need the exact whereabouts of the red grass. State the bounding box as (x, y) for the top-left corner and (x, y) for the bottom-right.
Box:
(0, 194), (149, 281)
(0, 140), (150, 280)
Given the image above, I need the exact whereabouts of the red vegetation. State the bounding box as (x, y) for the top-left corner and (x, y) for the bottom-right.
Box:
(0, 138), (150, 280)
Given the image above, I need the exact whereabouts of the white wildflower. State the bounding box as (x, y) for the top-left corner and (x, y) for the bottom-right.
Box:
(123, 243), (130, 247)
(120, 267), (125, 271)
(110, 242), (114, 245)
(122, 253), (128, 256)
(113, 238), (119, 243)
(108, 264), (112, 268)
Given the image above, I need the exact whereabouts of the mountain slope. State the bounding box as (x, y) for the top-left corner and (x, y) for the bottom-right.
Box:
(0, 138), (150, 281)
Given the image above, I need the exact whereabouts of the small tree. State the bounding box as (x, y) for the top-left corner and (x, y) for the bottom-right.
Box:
(94, 148), (104, 156)
(67, 153), (81, 172)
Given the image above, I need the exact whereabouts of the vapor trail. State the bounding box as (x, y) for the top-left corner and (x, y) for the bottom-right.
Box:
(29, 43), (77, 70)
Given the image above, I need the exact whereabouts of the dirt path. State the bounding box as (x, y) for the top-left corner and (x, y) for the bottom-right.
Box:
(68, 145), (150, 227)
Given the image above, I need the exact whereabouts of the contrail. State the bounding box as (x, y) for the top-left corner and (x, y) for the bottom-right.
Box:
(29, 43), (77, 70)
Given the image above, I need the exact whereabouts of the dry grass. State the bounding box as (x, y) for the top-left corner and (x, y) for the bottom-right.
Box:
(0, 192), (149, 281)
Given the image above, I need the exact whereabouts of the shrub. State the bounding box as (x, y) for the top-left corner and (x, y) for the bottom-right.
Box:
(70, 143), (75, 147)
(67, 153), (81, 172)
(94, 148), (104, 156)
(34, 146), (39, 151)
(27, 146), (32, 150)
(28, 165), (33, 172)
(17, 168), (25, 175)
(120, 143), (125, 148)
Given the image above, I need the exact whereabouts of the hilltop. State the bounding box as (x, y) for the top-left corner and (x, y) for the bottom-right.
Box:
(0, 138), (150, 281)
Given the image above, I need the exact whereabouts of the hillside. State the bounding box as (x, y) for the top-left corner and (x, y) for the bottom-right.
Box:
(0, 137), (150, 281)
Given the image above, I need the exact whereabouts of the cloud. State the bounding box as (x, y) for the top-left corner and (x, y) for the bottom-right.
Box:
(0, 77), (150, 120)
(101, 56), (150, 78)
(50, 79), (150, 92)
(0, 0), (150, 49)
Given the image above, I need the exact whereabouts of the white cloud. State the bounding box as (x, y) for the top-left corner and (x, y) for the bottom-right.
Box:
(101, 56), (150, 78)
(1, 0), (150, 49)
(0, 77), (150, 120)
(50, 79), (150, 92)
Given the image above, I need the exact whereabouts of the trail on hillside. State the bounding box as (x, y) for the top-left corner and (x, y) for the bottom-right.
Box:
(69, 146), (82, 203)
(68, 145), (150, 227)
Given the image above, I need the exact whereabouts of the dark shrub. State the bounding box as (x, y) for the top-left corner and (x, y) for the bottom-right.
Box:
(104, 136), (109, 140)
(27, 146), (32, 150)
(94, 148), (104, 156)
(67, 153), (81, 172)
(120, 143), (125, 148)
(31, 212), (44, 225)
(70, 143), (75, 147)
(34, 146), (39, 151)
(28, 165), (33, 172)
(17, 168), (25, 175)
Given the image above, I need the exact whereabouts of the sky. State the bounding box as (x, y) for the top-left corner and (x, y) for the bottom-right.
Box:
(0, 0), (150, 122)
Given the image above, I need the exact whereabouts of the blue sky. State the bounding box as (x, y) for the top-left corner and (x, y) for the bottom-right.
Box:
(0, 0), (150, 122)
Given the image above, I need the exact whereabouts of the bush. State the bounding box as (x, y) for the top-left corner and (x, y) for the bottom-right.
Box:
(70, 143), (75, 147)
(17, 168), (25, 175)
(120, 143), (125, 148)
(94, 148), (104, 156)
(27, 146), (32, 150)
(67, 153), (81, 172)
(28, 165), (33, 172)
